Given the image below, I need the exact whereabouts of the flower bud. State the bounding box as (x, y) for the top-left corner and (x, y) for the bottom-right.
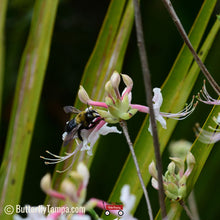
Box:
(105, 81), (114, 96)
(167, 182), (179, 198)
(148, 161), (158, 180)
(60, 179), (76, 199)
(77, 162), (90, 187)
(186, 152), (195, 171)
(78, 86), (91, 104)
(121, 74), (133, 89)
(167, 161), (175, 175)
(169, 139), (192, 159)
(165, 183), (179, 201)
(40, 173), (51, 193)
(151, 177), (159, 190)
(170, 157), (185, 173)
(110, 71), (121, 89)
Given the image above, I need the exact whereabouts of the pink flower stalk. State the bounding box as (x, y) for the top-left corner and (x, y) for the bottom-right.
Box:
(197, 80), (220, 105)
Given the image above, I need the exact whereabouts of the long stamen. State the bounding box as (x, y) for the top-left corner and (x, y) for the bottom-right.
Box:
(41, 143), (82, 167)
(197, 80), (220, 105)
(161, 98), (197, 120)
(194, 123), (220, 144)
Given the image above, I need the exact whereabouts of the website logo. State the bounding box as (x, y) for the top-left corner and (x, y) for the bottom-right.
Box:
(103, 202), (124, 216)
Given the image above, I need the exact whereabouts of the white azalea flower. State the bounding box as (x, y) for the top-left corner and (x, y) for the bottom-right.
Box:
(81, 121), (121, 155)
(119, 185), (137, 220)
(148, 88), (167, 135)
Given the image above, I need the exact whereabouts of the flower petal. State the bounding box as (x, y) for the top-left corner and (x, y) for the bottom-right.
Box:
(120, 185), (136, 214)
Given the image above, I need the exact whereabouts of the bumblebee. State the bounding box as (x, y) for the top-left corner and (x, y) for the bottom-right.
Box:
(62, 106), (100, 146)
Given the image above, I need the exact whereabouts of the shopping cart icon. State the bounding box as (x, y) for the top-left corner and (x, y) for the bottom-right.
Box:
(103, 201), (124, 216)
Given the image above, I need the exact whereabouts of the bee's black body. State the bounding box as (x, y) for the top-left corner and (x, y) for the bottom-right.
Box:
(63, 106), (100, 146)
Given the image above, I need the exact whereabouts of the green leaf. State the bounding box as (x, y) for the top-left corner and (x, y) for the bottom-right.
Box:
(0, 0), (8, 123)
(45, 0), (134, 205)
(155, 102), (220, 220)
(0, 0), (58, 218)
(103, 0), (218, 218)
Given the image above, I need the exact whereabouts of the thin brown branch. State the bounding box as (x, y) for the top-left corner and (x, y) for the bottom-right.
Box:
(179, 200), (194, 220)
(161, 0), (220, 95)
(132, 0), (167, 218)
(120, 120), (153, 220)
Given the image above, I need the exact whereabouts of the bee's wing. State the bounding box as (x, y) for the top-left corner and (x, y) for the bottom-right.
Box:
(62, 124), (81, 146)
(63, 106), (81, 114)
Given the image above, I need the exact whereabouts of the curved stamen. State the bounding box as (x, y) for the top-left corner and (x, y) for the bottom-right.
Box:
(197, 80), (220, 105)
(40, 143), (82, 168)
(161, 98), (197, 120)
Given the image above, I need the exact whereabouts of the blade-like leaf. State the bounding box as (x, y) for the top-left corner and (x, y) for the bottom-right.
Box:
(155, 102), (220, 220)
(46, 0), (134, 205)
(0, 0), (8, 123)
(104, 0), (217, 218)
(0, 0), (58, 218)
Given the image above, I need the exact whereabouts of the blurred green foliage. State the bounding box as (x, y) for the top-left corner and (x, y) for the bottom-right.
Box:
(0, 0), (220, 219)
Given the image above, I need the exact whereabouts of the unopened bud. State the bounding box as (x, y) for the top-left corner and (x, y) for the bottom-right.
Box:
(110, 71), (121, 89)
(121, 74), (133, 89)
(151, 177), (159, 190)
(149, 161), (158, 180)
(186, 152), (195, 170)
(61, 179), (76, 199)
(167, 182), (178, 197)
(40, 173), (51, 193)
(170, 157), (184, 172)
(77, 162), (90, 187)
(105, 80), (114, 96)
(169, 139), (192, 159)
(165, 182), (179, 201)
(78, 86), (91, 104)
(167, 161), (175, 175)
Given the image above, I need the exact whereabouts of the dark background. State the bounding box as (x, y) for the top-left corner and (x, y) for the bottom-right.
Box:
(1, 0), (220, 219)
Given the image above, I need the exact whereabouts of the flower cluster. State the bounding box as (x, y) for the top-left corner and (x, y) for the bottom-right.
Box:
(149, 152), (195, 201)
(41, 71), (197, 169)
(79, 71), (197, 135)
(14, 162), (137, 220)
